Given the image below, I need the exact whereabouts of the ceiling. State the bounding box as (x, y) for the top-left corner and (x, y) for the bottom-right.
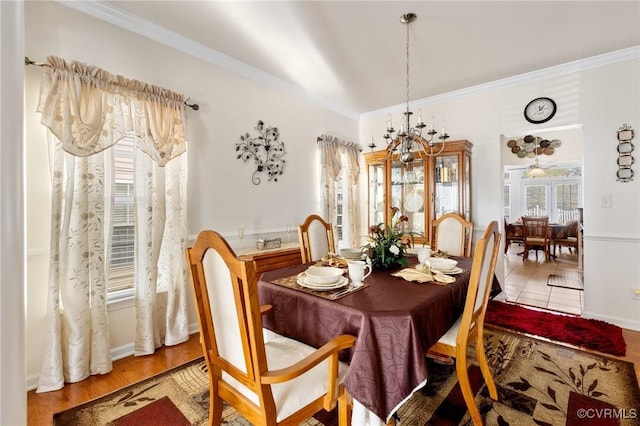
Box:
(101, 1), (640, 116)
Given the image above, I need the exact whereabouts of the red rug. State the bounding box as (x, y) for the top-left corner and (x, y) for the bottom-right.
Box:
(485, 301), (626, 356)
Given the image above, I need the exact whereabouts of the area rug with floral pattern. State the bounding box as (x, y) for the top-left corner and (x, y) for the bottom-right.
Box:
(54, 329), (640, 425)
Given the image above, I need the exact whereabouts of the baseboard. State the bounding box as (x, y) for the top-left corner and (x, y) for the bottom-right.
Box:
(581, 310), (640, 332)
(26, 323), (201, 391)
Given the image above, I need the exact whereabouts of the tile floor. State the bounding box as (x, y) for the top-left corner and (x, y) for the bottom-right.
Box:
(502, 243), (583, 315)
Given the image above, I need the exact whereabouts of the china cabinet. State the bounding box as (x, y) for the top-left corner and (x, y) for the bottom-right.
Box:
(364, 139), (472, 245)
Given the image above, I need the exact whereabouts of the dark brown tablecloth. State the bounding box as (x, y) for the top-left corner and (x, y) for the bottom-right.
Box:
(258, 257), (475, 420)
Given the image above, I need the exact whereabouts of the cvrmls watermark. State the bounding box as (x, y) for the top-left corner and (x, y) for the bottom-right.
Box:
(576, 408), (637, 420)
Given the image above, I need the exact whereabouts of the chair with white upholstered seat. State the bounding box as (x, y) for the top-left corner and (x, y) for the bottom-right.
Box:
(298, 214), (336, 263)
(187, 230), (355, 425)
(426, 221), (501, 425)
(432, 213), (473, 257)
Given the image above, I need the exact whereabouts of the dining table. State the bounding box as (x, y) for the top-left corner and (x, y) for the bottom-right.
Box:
(257, 256), (500, 424)
(508, 222), (569, 258)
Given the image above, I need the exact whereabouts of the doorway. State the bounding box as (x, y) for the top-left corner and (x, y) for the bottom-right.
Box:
(500, 126), (584, 315)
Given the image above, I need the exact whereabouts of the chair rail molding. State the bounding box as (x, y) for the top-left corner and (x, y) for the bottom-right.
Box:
(583, 233), (640, 244)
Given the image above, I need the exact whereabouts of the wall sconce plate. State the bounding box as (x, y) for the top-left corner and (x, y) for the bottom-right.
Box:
(616, 124), (635, 183)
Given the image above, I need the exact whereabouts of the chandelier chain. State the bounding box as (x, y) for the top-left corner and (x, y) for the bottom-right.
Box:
(368, 12), (449, 162)
(405, 19), (410, 111)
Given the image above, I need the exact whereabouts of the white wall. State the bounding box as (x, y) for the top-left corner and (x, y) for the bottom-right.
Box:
(360, 54), (640, 331)
(1, 1), (27, 423)
(24, 2), (358, 389)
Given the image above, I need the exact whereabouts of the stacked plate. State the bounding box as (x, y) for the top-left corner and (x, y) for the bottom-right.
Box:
(428, 257), (463, 275)
(297, 266), (348, 291)
(340, 248), (364, 260)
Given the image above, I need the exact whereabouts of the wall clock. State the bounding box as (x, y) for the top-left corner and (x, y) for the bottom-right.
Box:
(524, 97), (557, 124)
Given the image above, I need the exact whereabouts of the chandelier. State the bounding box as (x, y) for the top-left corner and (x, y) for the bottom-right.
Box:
(526, 137), (549, 177)
(526, 157), (548, 177)
(368, 13), (449, 163)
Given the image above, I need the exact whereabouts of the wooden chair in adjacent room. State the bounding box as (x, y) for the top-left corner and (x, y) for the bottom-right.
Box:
(432, 213), (473, 257)
(553, 219), (579, 255)
(298, 214), (336, 263)
(503, 217), (524, 254)
(426, 221), (501, 426)
(186, 230), (355, 425)
(521, 216), (550, 262)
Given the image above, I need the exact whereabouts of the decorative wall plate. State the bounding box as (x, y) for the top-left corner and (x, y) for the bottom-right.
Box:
(617, 155), (634, 167)
(617, 142), (634, 154)
(617, 168), (634, 182)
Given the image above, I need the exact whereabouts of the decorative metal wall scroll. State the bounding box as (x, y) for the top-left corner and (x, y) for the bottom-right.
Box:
(616, 123), (634, 183)
(236, 120), (286, 185)
(506, 134), (561, 159)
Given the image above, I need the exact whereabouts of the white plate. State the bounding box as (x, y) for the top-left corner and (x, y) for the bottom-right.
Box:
(298, 272), (343, 287)
(297, 275), (349, 291)
(433, 266), (464, 275)
(404, 191), (424, 212)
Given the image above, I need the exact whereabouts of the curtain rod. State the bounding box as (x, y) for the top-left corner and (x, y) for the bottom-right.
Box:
(24, 56), (199, 111)
(317, 135), (363, 152)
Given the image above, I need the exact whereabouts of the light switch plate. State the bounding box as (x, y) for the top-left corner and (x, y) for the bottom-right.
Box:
(600, 194), (612, 208)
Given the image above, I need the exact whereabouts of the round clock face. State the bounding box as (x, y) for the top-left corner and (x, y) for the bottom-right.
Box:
(524, 97), (557, 124)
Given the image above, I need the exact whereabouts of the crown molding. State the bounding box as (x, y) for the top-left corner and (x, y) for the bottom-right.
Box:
(56, 0), (361, 120)
(56, 1), (637, 122)
(362, 46), (640, 119)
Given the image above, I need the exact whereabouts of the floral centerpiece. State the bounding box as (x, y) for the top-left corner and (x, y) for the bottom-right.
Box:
(363, 207), (415, 270)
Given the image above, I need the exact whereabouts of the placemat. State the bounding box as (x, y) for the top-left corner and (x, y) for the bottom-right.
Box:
(272, 273), (368, 300)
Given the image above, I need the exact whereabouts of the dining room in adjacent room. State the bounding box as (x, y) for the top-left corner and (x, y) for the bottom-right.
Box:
(501, 126), (584, 315)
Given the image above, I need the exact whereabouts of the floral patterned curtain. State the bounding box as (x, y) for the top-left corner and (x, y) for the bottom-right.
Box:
(36, 56), (190, 392)
(318, 134), (361, 248)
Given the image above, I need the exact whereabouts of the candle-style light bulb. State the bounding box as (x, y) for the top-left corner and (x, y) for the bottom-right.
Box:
(417, 109), (423, 125)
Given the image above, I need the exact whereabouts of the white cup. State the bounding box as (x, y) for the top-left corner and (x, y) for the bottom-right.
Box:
(348, 260), (372, 286)
(417, 246), (432, 264)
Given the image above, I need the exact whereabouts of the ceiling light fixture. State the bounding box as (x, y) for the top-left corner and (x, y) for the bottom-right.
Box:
(368, 13), (449, 163)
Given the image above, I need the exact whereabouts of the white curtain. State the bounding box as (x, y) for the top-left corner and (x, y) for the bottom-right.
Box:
(36, 56), (190, 392)
(318, 134), (361, 248)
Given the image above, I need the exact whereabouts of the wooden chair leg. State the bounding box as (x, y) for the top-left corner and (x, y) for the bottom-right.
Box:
(209, 389), (223, 426)
(475, 339), (498, 400)
(455, 355), (483, 426)
(338, 389), (352, 426)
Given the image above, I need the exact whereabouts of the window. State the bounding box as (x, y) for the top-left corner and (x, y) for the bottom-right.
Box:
(518, 165), (582, 222)
(524, 184), (548, 216)
(555, 183), (581, 222)
(335, 178), (344, 249)
(503, 171), (511, 222)
(109, 139), (135, 293)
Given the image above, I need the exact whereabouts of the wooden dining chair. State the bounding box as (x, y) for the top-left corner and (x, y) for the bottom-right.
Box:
(187, 230), (355, 426)
(503, 217), (524, 254)
(298, 214), (336, 263)
(553, 219), (579, 255)
(426, 221), (501, 426)
(521, 216), (550, 262)
(432, 213), (473, 257)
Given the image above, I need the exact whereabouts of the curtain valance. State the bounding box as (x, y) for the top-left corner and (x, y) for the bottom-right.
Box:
(36, 56), (188, 166)
(317, 134), (361, 185)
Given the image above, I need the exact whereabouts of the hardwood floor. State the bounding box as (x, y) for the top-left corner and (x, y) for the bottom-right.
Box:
(28, 327), (640, 425)
(27, 333), (203, 426)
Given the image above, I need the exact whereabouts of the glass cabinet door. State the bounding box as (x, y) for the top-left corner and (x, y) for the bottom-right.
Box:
(390, 162), (425, 235)
(433, 155), (460, 219)
(368, 162), (385, 227)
